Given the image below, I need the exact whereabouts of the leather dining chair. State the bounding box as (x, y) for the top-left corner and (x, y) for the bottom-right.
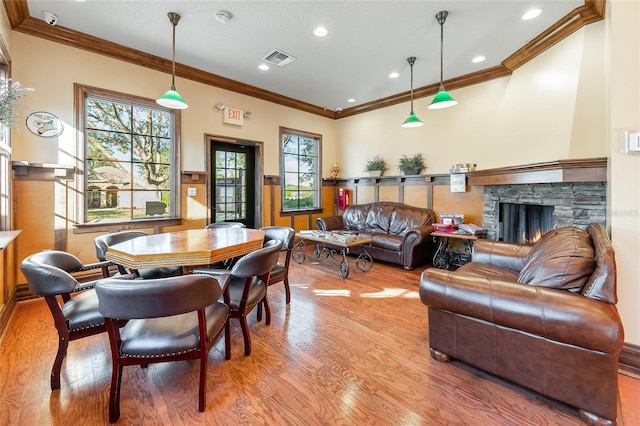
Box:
(95, 231), (183, 279)
(20, 250), (133, 390)
(194, 240), (282, 356)
(95, 274), (230, 422)
(261, 226), (296, 304)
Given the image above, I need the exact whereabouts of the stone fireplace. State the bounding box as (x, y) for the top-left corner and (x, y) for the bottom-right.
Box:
(466, 158), (608, 241)
(483, 182), (606, 241)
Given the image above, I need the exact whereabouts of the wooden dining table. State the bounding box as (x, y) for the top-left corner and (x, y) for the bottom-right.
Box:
(104, 228), (265, 270)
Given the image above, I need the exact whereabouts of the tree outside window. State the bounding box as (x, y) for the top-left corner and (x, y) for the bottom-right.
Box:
(83, 91), (176, 222)
(280, 127), (321, 211)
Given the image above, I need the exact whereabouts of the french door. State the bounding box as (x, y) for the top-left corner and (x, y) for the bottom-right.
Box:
(210, 140), (256, 227)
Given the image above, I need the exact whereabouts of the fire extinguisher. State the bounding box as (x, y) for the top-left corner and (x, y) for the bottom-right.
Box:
(338, 187), (350, 210)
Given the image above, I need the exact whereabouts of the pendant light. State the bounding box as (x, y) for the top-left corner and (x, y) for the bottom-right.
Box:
(401, 57), (424, 128)
(428, 10), (457, 110)
(156, 12), (188, 109)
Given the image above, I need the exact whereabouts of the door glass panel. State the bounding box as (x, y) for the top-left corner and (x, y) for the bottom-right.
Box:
(215, 151), (247, 222)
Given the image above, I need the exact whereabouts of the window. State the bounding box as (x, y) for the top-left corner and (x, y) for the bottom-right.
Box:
(0, 64), (11, 231)
(81, 86), (179, 223)
(280, 127), (321, 211)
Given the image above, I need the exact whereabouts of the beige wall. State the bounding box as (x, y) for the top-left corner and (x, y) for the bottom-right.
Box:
(609, 0), (640, 346)
(10, 33), (337, 175)
(335, 23), (606, 177)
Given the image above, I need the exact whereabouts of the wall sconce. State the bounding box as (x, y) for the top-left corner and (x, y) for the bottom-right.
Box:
(215, 102), (225, 110)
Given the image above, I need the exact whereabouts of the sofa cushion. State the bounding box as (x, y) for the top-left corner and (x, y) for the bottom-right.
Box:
(517, 227), (596, 292)
(389, 205), (433, 236)
(456, 262), (520, 282)
(365, 204), (394, 233)
(371, 233), (402, 251)
(342, 205), (369, 231)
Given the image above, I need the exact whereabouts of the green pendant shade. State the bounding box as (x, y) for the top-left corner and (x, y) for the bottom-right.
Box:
(428, 89), (458, 110)
(429, 10), (457, 110)
(401, 56), (423, 128)
(402, 112), (424, 128)
(157, 87), (188, 109)
(156, 12), (188, 110)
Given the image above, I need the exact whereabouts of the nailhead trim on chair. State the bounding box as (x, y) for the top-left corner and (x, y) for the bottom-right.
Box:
(120, 321), (226, 359)
(69, 322), (105, 333)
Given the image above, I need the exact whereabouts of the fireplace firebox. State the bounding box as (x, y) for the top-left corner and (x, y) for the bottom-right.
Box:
(499, 202), (554, 243)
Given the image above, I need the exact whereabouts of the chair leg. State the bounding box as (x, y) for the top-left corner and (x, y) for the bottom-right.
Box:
(239, 315), (252, 356)
(198, 352), (207, 412)
(256, 303), (263, 322)
(109, 365), (123, 423)
(50, 333), (69, 390)
(284, 276), (291, 304)
(224, 320), (231, 360)
(263, 298), (271, 326)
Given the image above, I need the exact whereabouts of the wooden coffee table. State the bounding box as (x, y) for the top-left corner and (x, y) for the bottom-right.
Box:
(293, 231), (373, 278)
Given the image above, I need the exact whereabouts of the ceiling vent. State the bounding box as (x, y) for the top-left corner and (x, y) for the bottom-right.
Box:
(263, 49), (296, 67)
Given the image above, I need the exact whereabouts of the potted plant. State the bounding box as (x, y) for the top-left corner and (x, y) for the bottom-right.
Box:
(398, 153), (426, 175)
(0, 79), (33, 128)
(364, 155), (387, 177)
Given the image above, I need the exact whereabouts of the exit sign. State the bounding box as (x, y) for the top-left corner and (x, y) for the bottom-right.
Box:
(223, 107), (244, 126)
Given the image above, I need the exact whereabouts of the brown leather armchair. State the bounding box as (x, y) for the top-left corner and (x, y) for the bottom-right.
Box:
(419, 224), (624, 426)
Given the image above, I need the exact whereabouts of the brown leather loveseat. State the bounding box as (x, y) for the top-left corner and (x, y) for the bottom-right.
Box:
(419, 223), (624, 425)
(316, 202), (435, 270)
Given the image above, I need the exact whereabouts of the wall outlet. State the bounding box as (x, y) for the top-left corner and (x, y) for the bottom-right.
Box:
(625, 131), (640, 153)
(187, 187), (197, 196)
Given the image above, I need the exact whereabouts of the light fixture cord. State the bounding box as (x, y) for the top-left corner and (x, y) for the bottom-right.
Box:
(166, 12), (181, 91)
(439, 16), (444, 90)
(408, 56), (416, 113)
(435, 11), (448, 91)
(171, 18), (176, 89)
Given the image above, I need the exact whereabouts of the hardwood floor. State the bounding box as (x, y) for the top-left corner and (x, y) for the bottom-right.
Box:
(1, 248), (638, 425)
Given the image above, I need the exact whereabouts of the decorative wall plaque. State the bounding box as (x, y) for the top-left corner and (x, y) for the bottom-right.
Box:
(25, 111), (64, 138)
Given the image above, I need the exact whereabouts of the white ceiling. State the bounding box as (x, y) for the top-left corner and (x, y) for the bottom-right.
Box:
(25, 1), (584, 111)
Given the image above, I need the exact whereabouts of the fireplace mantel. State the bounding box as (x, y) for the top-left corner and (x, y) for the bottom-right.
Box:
(467, 157), (607, 186)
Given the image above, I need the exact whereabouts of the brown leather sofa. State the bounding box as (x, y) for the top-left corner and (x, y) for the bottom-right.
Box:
(419, 223), (624, 425)
(316, 202), (435, 270)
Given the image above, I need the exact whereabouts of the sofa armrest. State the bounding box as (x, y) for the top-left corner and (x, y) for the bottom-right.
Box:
(404, 224), (433, 241)
(472, 239), (531, 272)
(316, 215), (344, 232)
(419, 268), (624, 354)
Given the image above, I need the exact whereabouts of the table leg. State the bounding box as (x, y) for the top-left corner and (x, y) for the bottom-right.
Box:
(432, 236), (450, 269)
(339, 248), (350, 278)
(355, 247), (373, 272)
(292, 239), (306, 263)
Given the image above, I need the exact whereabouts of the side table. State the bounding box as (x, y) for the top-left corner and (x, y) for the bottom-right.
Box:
(431, 231), (484, 270)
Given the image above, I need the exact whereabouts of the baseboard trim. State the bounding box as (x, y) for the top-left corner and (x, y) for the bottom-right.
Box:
(0, 287), (18, 336)
(619, 343), (640, 375)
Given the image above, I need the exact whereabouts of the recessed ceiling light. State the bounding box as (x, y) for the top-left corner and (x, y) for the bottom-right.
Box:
(521, 8), (542, 20)
(389, 72), (399, 79)
(472, 56), (486, 63)
(347, 98), (356, 103)
(258, 64), (270, 71)
(215, 10), (232, 24)
(313, 26), (328, 37)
